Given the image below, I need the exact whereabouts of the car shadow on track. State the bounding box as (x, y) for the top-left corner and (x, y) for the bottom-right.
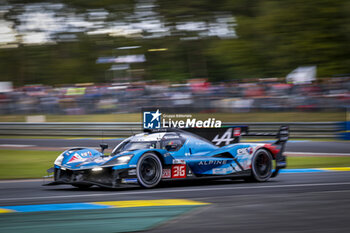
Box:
(43, 178), (280, 192)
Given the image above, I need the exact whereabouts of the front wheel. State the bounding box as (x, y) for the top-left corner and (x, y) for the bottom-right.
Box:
(247, 149), (273, 182)
(136, 153), (162, 188)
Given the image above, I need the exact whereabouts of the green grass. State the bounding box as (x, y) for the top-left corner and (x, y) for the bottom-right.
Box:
(0, 111), (345, 122)
(0, 150), (59, 179)
(1, 149), (350, 179)
(287, 157), (350, 169)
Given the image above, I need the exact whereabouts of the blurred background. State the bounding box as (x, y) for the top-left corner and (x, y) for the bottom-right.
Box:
(2, 4), (350, 231)
(0, 0), (349, 119)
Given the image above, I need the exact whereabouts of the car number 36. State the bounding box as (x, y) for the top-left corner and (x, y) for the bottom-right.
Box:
(172, 165), (186, 178)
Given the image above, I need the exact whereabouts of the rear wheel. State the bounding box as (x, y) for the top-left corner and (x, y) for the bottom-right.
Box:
(137, 153), (162, 188)
(247, 149), (273, 182)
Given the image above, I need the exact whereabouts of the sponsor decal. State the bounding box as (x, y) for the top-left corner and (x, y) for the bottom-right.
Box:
(237, 147), (253, 155)
(93, 157), (110, 163)
(237, 157), (251, 169)
(172, 165), (186, 178)
(163, 135), (180, 139)
(68, 153), (82, 163)
(121, 178), (138, 184)
(143, 109), (161, 129)
(128, 169), (137, 176)
(84, 151), (92, 157)
(67, 150), (95, 163)
(233, 128), (241, 137)
(277, 161), (286, 167)
(212, 128), (234, 146)
(212, 167), (234, 175)
(162, 169), (171, 178)
(187, 169), (193, 177)
(198, 160), (227, 165)
(211, 127), (244, 146)
(172, 159), (186, 164)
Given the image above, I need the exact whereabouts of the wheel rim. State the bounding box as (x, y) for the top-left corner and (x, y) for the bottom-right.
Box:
(254, 152), (271, 178)
(140, 156), (160, 185)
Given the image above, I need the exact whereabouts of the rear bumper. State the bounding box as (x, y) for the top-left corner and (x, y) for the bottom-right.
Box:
(276, 160), (287, 169)
(276, 152), (287, 169)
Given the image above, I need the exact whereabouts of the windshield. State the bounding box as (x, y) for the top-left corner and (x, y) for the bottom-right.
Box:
(123, 141), (157, 151)
(112, 141), (157, 155)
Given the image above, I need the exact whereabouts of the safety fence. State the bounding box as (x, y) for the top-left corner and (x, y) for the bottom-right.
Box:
(0, 122), (340, 139)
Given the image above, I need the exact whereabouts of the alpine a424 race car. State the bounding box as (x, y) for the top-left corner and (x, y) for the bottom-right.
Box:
(45, 126), (289, 189)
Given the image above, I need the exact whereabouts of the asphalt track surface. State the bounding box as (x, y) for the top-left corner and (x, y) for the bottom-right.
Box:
(1, 172), (350, 232)
(1, 138), (350, 232)
(1, 138), (350, 154)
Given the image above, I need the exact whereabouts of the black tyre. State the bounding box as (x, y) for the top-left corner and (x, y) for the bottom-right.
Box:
(72, 184), (93, 189)
(248, 149), (273, 182)
(136, 153), (162, 188)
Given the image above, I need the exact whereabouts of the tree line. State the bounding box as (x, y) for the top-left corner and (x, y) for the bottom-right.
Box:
(1, 0), (349, 85)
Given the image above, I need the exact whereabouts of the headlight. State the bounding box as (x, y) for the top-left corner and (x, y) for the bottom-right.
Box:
(116, 154), (133, 164)
(92, 167), (103, 172)
(54, 153), (64, 166)
(104, 154), (133, 166)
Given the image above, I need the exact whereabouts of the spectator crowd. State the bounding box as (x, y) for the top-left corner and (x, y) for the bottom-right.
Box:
(0, 78), (349, 115)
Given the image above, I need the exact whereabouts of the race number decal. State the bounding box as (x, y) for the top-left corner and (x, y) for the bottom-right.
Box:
(172, 165), (186, 178)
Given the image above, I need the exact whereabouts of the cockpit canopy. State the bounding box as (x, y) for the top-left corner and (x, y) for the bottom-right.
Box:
(111, 132), (186, 155)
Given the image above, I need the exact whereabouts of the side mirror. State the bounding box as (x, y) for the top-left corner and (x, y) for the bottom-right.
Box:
(100, 143), (108, 154)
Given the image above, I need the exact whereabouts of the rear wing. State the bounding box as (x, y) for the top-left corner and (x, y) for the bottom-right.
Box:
(145, 125), (289, 147)
(242, 125), (289, 144)
(182, 125), (289, 146)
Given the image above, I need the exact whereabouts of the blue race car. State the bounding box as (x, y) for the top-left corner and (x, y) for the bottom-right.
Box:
(45, 126), (288, 189)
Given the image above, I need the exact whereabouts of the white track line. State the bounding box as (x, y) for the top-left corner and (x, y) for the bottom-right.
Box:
(0, 179), (48, 183)
(285, 152), (350, 156)
(1, 181), (350, 202)
(0, 144), (35, 147)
